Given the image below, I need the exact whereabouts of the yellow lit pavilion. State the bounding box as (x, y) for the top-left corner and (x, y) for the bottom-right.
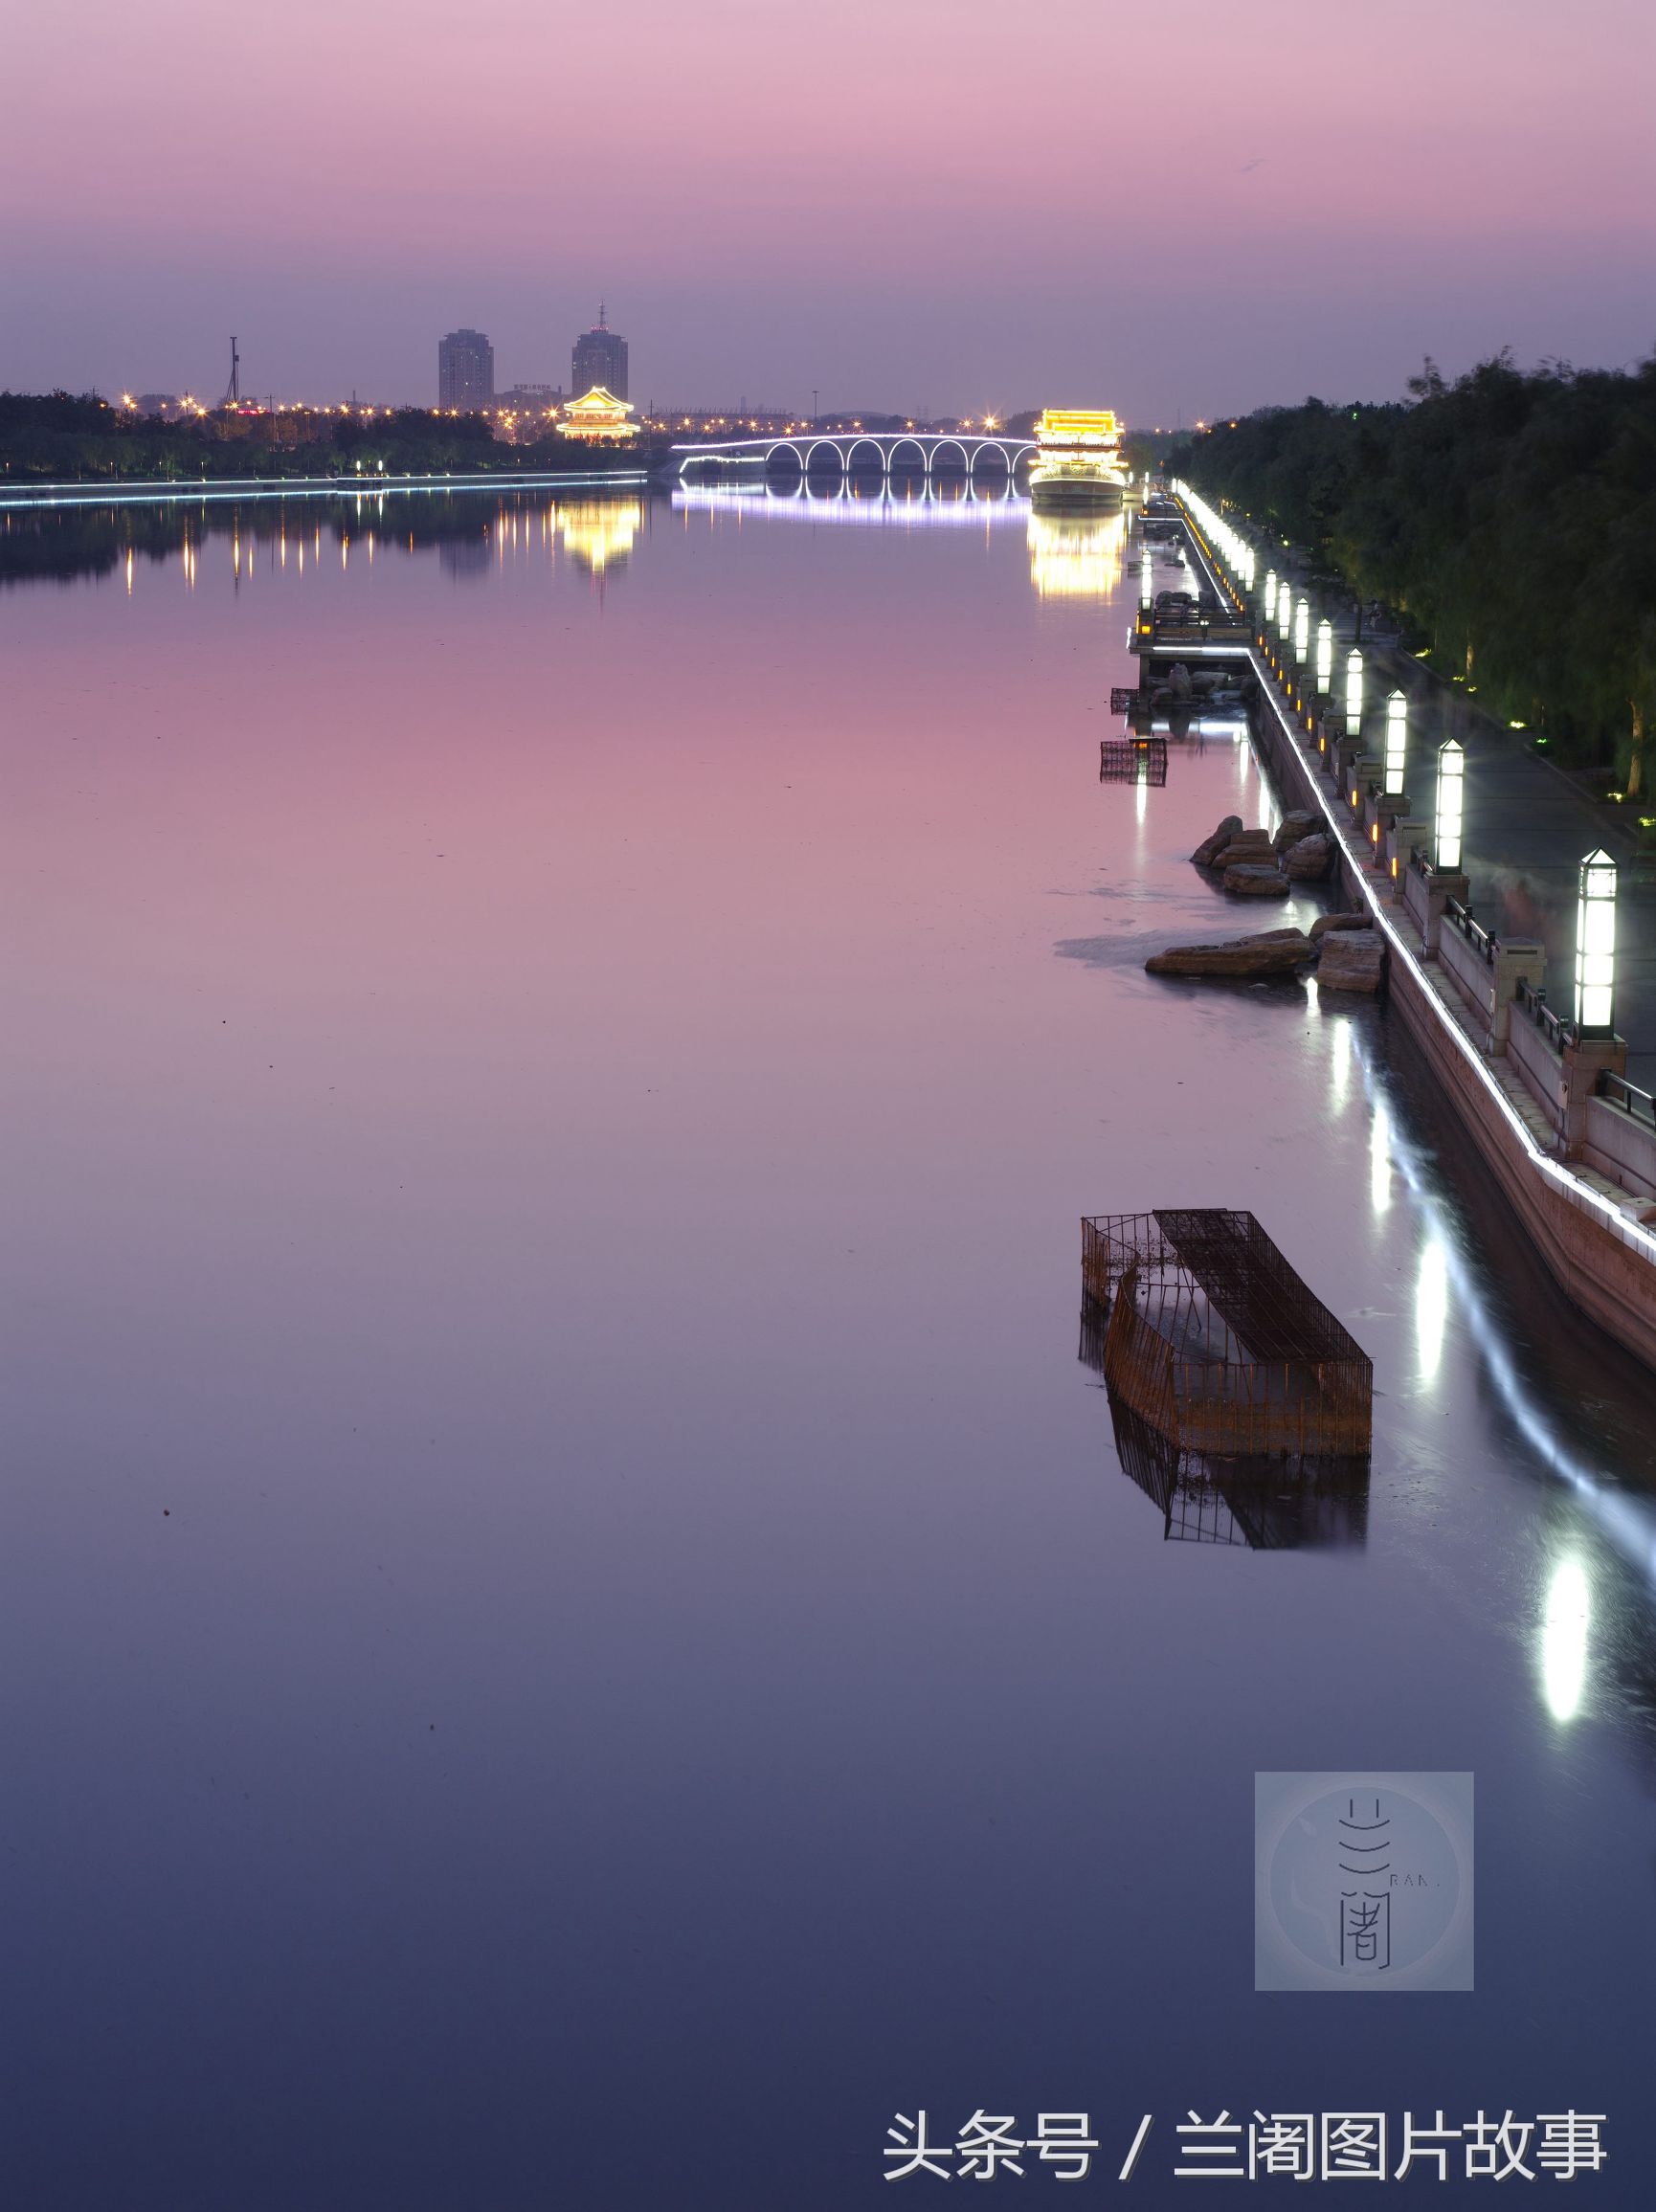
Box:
(560, 387), (638, 443)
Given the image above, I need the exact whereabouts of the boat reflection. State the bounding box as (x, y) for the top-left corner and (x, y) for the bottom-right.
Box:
(1026, 510), (1125, 599)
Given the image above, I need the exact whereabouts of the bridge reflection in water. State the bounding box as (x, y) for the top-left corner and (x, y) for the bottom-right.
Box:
(672, 484), (1125, 602)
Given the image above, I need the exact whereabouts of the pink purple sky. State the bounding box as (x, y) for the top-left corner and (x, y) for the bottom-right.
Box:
(5, 0), (1653, 417)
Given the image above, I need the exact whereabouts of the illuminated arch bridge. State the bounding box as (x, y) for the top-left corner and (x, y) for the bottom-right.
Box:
(673, 432), (1038, 480)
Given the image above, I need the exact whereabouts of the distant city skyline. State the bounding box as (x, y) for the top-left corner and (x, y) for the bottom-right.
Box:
(5, 0), (1653, 421)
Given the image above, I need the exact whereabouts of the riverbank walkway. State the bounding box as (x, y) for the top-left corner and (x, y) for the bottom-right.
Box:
(1157, 489), (1656, 1370)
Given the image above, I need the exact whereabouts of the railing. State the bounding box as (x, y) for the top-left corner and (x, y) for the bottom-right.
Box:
(1409, 844), (1435, 883)
(1443, 895), (1496, 965)
(1599, 1069), (1656, 1129)
(1515, 976), (1573, 1052)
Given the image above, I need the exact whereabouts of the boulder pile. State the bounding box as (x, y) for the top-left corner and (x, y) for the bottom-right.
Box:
(1146, 923), (1385, 994)
(1191, 810), (1333, 891)
(1163, 813), (1385, 992)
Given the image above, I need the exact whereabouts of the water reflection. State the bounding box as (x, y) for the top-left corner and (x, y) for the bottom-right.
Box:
(1416, 1236), (1449, 1383)
(1541, 1555), (1592, 1722)
(1026, 511), (1125, 600)
(559, 499), (644, 577)
(1078, 1308), (1371, 1552)
(0, 488), (643, 590)
(671, 481), (1030, 530)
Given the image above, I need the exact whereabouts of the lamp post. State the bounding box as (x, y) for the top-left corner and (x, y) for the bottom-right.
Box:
(1345, 648), (1364, 739)
(1277, 582), (1293, 644)
(1384, 690), (1407, 797)
(1435, 740), (1464, 871)
(1264, 570), (1277, 630)
(1574, 849), (1618, 1037)
(1316, 619), (1333, 696)
(1293, 598), (1309, 667)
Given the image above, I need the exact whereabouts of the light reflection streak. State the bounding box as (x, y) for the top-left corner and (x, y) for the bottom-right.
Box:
(1345, 1030), (1656, 1607)
(1329, 1017), (1352, 1110)
(1542, 1557), (1591, 1721)
(1416, 1237), (1449, 1383)
(1369, 1102), (1392, 1215)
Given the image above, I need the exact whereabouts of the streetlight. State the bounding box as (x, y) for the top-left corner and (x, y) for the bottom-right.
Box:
(1575, 849), (1618, 1036)
(1436, 740), (1465, 870)
(1294, 598), (1309, 666)
(1384, 690), (1407, 797)
(1264, 570), (1277, 627)
(1345, 648), (1364, 738)
(1316, 619), (1332, 694)
(1278, 584), (1293, 643)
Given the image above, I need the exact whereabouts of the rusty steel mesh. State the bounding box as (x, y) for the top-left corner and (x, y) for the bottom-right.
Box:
(1081, 1211), (1373, 1460)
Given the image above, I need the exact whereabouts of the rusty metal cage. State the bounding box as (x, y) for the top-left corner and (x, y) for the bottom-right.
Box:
(1099, 736), (1168, 786)
(1081, 1210), (1373, 1461)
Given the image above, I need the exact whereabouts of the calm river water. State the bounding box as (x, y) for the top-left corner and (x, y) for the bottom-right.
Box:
(4, 486), (1654, 2207)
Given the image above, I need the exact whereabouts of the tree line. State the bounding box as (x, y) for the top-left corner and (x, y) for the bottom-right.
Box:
(1164, 354), (1656, 791)
(0, 391), (652, 483)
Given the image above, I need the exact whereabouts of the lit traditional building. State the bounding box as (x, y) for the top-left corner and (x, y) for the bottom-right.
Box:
(558, 387), (638, 443)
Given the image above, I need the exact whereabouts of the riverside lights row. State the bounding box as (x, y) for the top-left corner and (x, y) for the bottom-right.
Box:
(1179, 481), (1623, 1050)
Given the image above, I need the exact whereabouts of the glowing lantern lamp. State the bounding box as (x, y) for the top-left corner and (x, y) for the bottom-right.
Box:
(1264, 570), (1278, 625)
(1435, 740), (1464, 871)
(1293, 598), (1309, 664)
(1345, 647), (1364, 737)
(1384, 690), (1407, 796)
(1574, 849), (1618, 1036)
(1278, 583), (1293, 641)
(1316, 618), (1332, 694)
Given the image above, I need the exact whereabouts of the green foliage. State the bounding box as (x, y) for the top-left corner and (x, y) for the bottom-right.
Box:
(0, 393), (646, 485)
(1168, 356), (1656, 775)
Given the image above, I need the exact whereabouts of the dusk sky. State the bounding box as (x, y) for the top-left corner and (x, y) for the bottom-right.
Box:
(6, 0), (1654, 418)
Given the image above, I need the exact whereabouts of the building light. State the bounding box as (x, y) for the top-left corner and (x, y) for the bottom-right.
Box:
(1384, 690), (1407, 796)
(1575, 849), (1618, 1035)
(1345, 647), (1364, 738)
(1436, 739), (1464, 871)
(1315, 619), (1332, 694)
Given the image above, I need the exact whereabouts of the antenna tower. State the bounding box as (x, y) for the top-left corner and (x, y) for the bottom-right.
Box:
(222, 336), (241, 408)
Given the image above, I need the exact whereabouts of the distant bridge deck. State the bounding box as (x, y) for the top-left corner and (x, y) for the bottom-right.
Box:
(673, 432), (1037, 479)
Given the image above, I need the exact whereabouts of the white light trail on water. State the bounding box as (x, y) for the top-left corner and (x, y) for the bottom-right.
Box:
(1346, 1030), (1656, 1600)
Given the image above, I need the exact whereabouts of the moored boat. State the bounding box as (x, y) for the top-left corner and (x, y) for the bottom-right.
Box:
(1029, 408), (1128, 511)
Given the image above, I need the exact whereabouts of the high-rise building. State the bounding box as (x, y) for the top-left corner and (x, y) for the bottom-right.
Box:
(571, 305), (627, 402)
(437, 328), (495, 411)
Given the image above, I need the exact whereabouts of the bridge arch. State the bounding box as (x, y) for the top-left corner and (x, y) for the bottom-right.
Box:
(844, 436), (886, 474)
(803, 438), (849, 475)
(929, 437), (971, 475)
(763, 440), (805, 474)
(885, 436), (929, 475)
